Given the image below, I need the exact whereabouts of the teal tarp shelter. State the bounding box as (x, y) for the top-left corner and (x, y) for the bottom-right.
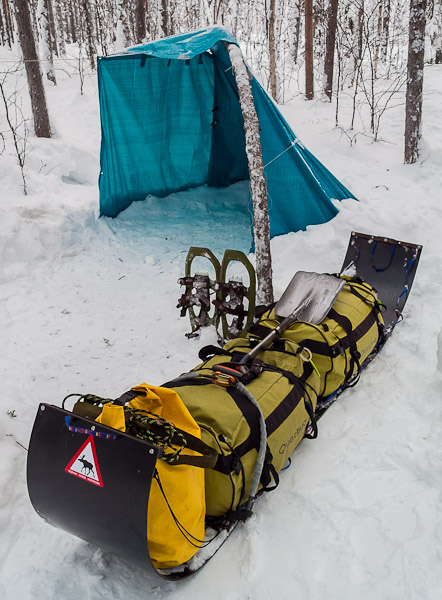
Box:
(98, 26), (355, 238)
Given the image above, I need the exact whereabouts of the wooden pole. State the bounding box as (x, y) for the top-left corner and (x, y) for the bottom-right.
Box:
(226, 43), (274, 305)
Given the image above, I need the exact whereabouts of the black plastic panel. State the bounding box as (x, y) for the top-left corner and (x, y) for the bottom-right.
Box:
(341, 231), (422, 332)
(27, 404), (160, 573)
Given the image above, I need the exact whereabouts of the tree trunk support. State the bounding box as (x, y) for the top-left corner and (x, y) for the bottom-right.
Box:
(226, 43), (274, 305)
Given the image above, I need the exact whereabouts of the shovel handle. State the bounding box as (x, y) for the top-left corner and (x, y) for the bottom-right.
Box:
(239, 301), (308, 365)
(211, 364), (242, 378)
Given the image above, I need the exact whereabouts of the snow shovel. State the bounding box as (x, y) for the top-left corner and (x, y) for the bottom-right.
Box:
(238, 271), (345, 368)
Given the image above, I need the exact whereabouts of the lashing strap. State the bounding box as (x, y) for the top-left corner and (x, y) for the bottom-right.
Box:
(71, 397), (218, 468)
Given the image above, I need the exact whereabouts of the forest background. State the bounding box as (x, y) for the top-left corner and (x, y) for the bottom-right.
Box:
(0, 0), (439, 173)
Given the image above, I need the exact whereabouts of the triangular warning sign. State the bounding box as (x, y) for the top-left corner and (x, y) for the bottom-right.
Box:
(65, 435), (103, 487)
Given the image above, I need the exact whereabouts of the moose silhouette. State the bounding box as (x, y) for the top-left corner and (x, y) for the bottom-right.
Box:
(78, 455), (95, 477)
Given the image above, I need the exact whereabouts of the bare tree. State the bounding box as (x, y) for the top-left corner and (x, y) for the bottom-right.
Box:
(429, 0), (442, 62)
(268, 0), (278, 100)
(161, 0), (169, 37)
(323, 0), (339, 99)
(1, 0), (14, 48)
(46, 0), (59, 56)
(67, 0), (78, 44)
(13, 0), (51, 138)
(0, 66), (30, 193)
(36, 0), (57, 85)
(305, 0), (314, 99)
(292, 0), (304, 65)
(381, 0), (391, 60)
(404, 0), (427, 163)
(135, 0), (147, 43)
(80, 0), (96, 69)
(54, 0), (66, 55)
(116, 0), (132, 48)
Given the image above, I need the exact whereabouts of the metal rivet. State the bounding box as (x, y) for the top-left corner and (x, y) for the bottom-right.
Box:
(41, 405), (45, 411)
(149, 449), (154, 455)
(91, 425), (96, 431)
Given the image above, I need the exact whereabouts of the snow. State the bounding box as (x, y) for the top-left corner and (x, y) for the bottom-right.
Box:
(1, 47), (442, 599)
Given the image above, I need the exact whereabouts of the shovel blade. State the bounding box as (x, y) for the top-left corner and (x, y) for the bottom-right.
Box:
(275, 271), (345, 325)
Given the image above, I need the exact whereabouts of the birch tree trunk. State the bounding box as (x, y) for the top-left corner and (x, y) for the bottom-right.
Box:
(36, 0), (57, 85)
(323, 0), (339, 100)
(404, 0), (427, 164)
(374, 1), (383, 74)
(14, 0), (51, 138)
(81, 0), (96, 69)
(1, 0), (14, 48)
(356, 0), (364, 64)
(305, 0), (314, 99)
(430, 0), (442, 63)
(268, 0), (278, 100)
(67, 0), (77, 44)
(292, 0), (303, 64)
(46, 0), (58, 57)
(226, 43), (274, 305)
(381, 0), (391, 61)
(54, 0), (66, 55)
(116, 0), (132, 48)
(0, 7), (4, 45)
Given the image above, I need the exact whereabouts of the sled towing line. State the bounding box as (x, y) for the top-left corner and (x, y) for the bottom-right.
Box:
(27, 232), (422, 579)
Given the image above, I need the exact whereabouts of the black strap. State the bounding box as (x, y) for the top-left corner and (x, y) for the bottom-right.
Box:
(247, 321), (276, 340)
(226, 386), (262, 455)
(259, 447), (280, 492)
(198, 345), (231, 361)
(303, 393), (318, 439)
(113, 390), (139, 406)
(261, 462), (279, 492)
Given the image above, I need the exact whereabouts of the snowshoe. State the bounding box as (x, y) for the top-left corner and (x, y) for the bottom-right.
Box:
(178, 247), (256, 341)
(177, 247), (221, 338)
(214, 249), (256, 340)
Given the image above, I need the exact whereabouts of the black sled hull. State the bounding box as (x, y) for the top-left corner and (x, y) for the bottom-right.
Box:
(27, 404), (161, 575)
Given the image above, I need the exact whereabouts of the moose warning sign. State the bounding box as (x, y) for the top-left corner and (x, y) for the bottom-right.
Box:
(65, 435), (103, 487)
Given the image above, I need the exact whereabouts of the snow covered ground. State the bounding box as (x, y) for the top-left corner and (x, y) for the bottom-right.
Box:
(1, 48), (442, 599)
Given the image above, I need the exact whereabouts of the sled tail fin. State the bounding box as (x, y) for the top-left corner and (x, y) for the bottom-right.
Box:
(341, 232), (422, 335)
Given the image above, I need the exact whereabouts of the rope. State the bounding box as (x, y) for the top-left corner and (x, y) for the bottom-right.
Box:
(263, 139), (297, 169)
(125, 406), (187, 464)
(64, 393), (188, 464)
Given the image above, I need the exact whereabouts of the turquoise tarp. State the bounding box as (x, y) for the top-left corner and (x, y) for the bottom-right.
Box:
(98, 26), (355, 237)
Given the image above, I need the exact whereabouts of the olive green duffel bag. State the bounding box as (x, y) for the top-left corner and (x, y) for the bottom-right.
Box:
(164, 341), (320, 519)
(247, 277), (385, 400)
(163, 277), (384, 520)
